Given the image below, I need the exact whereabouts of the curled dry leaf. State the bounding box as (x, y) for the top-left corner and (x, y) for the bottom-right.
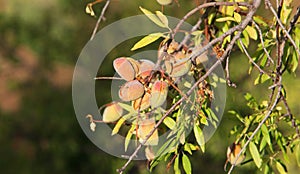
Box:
(150, 80), (168, 108)
(119, 80), (145, 101)
(103, 102), (123, 122)
(226, 143), (245, 165)
(138, 119), (159, 146)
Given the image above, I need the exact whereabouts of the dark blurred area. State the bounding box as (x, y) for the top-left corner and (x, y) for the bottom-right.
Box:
(0, 0), (299, 173)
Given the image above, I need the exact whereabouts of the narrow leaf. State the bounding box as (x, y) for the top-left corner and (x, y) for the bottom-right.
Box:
(111, 117), (126, 135)
(156, 11), (169, 28)
(131, 33), (164, 51)
(139, 6), (166, 28)
(174, 155), (181, 174)
(276, 161), (287, 174)
(249, 141), (262, 168)
(216, 17), (236, 22)
(124, 125), (135, 151)
(182, 153), (192, 174)
(163, 116), (176, 130)
(193, 125), (205, 152)
(245, 26), (258, 40)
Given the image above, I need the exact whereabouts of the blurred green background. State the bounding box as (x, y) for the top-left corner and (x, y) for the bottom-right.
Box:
(0, 0), (299, 173)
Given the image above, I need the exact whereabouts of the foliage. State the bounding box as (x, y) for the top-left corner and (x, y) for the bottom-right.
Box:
(84, 0), (300, 174)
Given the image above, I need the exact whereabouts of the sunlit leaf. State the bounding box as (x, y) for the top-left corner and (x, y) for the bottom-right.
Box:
(156, 11), (169, 28)
(85, 4), (95, 17)
(111, 117), (126, 135)
(233, 12), (241, 23)
(125, 125), (135, 151)
(139, 6), (166, 28)
(182, 153), (192, 174)
(131, 33), (165, 51)
(193, 125), (205, 153)
(163, 116), (176, 130)
(174, 155), (181, 174)
(249, 141), (262, 168)
(275, 160), (287, 174)
(245, 26), (258, 40)
(216, 17), (236, 22)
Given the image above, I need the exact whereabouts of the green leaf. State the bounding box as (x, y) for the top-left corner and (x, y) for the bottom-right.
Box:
(245, 25), (258, 40)
(163, 116), (176, 130)
(254, 74), (271, 85)
(182, 153), (192, 174)
(174, 155), (181, 174)
(193, 125), (205, 152)
(139, 6), (166, 28)
(131, 33), (165, 51)
(249, 141), (262, 168)
(184, 143), (192, 155)
(295, 140), (300, 167)
(276, 160), (287, 174)
(261, 124), (271, 146)
(118, 102), (136, 113)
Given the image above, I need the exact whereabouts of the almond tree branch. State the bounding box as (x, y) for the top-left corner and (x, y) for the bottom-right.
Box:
(117, 1), (261, 172)
(227, 79), (282, 174)
(252, 21), (274, 65)
(90, 0), (111, 40)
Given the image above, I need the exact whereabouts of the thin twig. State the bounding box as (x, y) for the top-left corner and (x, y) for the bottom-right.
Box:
(281, 94), (300, 138)
(288, 6), (300, 34)
(94, 76), (123, 80)
(238, 39), (271, 76)
(265, 0), (300, 58)
(252, 21), (274, 65)
(90, 0), (111, 40)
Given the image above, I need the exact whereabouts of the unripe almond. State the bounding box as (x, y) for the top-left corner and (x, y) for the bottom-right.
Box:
(119, 80), (144, 101)
(138, 119), (159, 146)
(102, 102), (123, 122)
(150, 80), (168, 108)
(133, 91), (151, 111)
(113, 57), (136, 81)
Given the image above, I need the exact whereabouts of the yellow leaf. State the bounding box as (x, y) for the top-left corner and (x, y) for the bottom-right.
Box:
(85, 5), (95, 17)
(156, 11), (169, 28)
(139, 6), (166, 28)
(216, 16), (236, 22)
(131, 33), (164, 51)
(245, 26), (257, 40)
(111, 117), (126, 135)
(233, 12), (241, 23)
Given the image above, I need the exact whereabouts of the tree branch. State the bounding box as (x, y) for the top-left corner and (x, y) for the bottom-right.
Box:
(90, 0), (111, 40)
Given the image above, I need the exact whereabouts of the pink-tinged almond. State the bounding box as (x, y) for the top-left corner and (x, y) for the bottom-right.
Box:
(138, 119), (159, 146)
(119, 80), (145, 101)
(102, 102), (123, 122)
(127, 57), (140, 74)
(113, 57), (136, 81)
(150, 80), (168, 108)
(133, 91), (151, 111)
(137, 59), (155, 79)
